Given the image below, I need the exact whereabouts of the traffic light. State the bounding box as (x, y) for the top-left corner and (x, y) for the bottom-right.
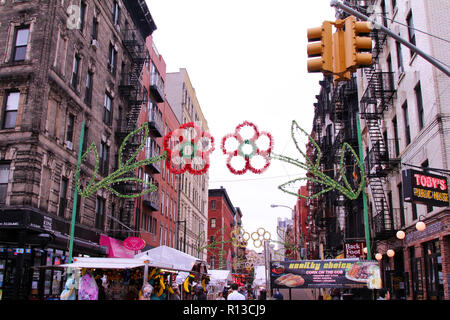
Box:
(307, 21), (333, 74)
(332, 25), (351, 81)
(343, 16), (373, 71)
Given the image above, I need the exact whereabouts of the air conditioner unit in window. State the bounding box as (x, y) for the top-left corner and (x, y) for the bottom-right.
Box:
(91, 39), (98, 49)
(65, 141), (73, 150)
(115, 24), (121, 32)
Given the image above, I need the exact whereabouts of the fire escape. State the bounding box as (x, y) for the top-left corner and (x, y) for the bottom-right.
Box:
(354, 2), (399, 240)
(114, 27), (149, 238)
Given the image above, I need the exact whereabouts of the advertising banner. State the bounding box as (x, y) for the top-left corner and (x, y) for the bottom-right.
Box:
(270, 259), (381, 289)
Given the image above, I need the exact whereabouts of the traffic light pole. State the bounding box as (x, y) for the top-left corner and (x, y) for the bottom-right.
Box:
(330, 0), (450, 77)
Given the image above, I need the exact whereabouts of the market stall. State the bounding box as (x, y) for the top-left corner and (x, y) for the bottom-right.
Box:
(206, 269), (232, 299)
(136, 246), (209, 300)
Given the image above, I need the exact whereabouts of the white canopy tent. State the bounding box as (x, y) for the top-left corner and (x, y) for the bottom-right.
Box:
(207, 269), (232, 286)
(135, 245), (204, 272)
(253, 265), (266, 288)
(58, 257), (151, 269)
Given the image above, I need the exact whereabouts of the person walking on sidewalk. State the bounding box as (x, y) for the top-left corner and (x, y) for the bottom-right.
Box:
(227, 283), (245, 300)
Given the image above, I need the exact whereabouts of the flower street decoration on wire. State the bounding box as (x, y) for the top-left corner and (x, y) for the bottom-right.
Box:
(250, 227), (272, 248)
(271, 120), (365, 200)
(163, 122), (214, 175)
(272, 226), (301, 260)
(230, 226), (250, 248)
(221, 121), (273, 175)
(75, 122), (166, 198)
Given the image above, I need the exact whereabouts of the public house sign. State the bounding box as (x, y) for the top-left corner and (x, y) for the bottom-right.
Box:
(402, 169), (449, 207)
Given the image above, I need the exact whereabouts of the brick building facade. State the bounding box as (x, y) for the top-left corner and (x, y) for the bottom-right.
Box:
(0, 0), (156, 299)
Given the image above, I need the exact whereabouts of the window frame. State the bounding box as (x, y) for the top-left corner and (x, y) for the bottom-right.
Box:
(2, 91), (20, 129)
(12, 26), (30, 62)
(0, 163), (10, 204)
(103, 93), (112, 125)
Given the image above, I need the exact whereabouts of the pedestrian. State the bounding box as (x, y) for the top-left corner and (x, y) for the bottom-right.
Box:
(96, 278), (105, 300)
(377, 289), (390, 300)
(196, 286), (207, 300)
(169, 286), (181, 300)
(273, 289), (284, 300)
(258, 289), (267, 300)
(227, 283), (246, 300)
(216, 292), (225, 300)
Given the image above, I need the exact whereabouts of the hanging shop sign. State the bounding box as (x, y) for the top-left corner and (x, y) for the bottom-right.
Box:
(123, 237), (146, 251)
(270, 259), (381, 289)
(344, 241), (365, 259)
(402, 169), (449, 207)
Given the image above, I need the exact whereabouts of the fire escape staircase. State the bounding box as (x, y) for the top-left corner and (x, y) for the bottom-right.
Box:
(358, 27), (397, 240)
(113, 29), (149, 237)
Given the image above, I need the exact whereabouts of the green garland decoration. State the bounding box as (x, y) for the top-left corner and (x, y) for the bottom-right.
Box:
(271, 120), (365, 200)
(75, 122), (167, 198)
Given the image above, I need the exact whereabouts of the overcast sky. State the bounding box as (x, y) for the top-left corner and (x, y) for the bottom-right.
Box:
(146, 0), (336, 251)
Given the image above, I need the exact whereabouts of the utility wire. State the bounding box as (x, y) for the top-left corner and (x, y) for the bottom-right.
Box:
(343, 1), (450, 45)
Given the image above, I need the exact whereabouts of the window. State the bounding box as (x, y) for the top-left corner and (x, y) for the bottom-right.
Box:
(66, 113), (75, 143)
(80, 1), (87, 31)
(210, 218), (216, 228)
(108, 44), (117, 75)
(103, 93), (112, 125)
(99, 141), (109, 176)
(392, 116), (400, 157)
(406, 11), (416, 57)
(159, 224), (163, 245)
(71, 54), (80, 88)
(210, 257), (215, 269)
(12, 26), (29, 62)
(91, 17), (98, 41)
(112, 0), (120, 26)
(58, 177), (68, 217)
(402, 101), (411, 146)
(85, 72), (93, 105)
(211, 199), (216, 210)
(398, 183), (405, 227)
(415, 82), (424, 130)
(2, 91), (20, 129)
(95, 196), (106, 229)
(0, 164), (10, 204)
(396, 41), (404, 74)
(82, 124), (89, 153)
(161, 189), (164, 214)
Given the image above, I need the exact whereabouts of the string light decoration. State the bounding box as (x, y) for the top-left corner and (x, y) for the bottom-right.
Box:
(271, 120), (365, 200)
(163, 122), (214, 175)
(221, 121), (273, 175)
(75, 122), (166, 198)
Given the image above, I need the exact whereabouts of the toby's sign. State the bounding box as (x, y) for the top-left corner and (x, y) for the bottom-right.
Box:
(402, 169), (449, 207)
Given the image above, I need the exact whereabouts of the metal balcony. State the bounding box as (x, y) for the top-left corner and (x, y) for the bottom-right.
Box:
(145, 147), (161, 173)
(150, 72), (165, 103)
(143, 190), (159, 211)
(372, 208), (398, 240)
(148, 110), (163, 137)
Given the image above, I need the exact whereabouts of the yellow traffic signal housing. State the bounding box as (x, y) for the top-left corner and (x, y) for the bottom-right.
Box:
(332, 25), (351, 81)
(307, 21), (333, 74)
(344, 16), (373, 71)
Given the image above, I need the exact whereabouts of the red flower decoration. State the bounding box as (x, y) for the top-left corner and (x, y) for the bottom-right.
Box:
(221, 121), (273, 175)
(163, 122), (215, 175)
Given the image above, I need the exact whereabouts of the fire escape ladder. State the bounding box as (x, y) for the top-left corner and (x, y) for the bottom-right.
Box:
(113, 29), (150, 236)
